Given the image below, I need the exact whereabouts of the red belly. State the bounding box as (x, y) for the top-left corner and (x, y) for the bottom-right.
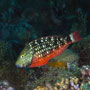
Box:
(30, 44), (69, 68)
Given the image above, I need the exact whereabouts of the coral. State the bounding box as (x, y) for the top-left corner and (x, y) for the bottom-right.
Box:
(26, 66), (80, 89)
(34, 86), (49, 90)
(34, 76), (90, 90)
(80, 65), (90, 82)
(80, 82), (90, 90)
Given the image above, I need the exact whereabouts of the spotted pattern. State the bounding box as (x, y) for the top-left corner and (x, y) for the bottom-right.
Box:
(28, 36), (67, 58)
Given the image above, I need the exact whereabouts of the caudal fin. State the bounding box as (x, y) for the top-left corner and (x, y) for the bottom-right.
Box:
(69, 31), (82, 43)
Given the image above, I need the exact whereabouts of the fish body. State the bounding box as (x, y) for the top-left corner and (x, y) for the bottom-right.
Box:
(16, 31), (82, 68)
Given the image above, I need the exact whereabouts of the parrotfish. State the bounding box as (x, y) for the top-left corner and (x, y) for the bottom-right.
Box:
(16, 31), (82, 68)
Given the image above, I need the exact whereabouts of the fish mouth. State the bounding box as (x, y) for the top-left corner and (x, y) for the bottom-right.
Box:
(16, 63), (30, 68)
(16, 64), (23, 68)
(16, 61), (32, 68)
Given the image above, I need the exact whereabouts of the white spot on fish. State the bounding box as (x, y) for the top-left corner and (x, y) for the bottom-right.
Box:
(41, 49), (44, 53)
(35, 52), (38, 55)
(30, 47), (33, 50)
(42, 45), (46, 48)
(53, 48), (55, 51)
(43, 49), (46, 51)
(47, 51), (49, 54)
(41, 39), (43, 42)
(54, 46), (56, 47)
(41, 37), (44, 39)
(45, 39), (47, 41)
(64, 39), (67, 44)
(35, 40), (38, 44)
(37, 43), (40, 46)
(60, 38), (63, 40)
(51, 37), (54, 41)
(57, 42), (59, 44)
(59, 45), (61, 47)
(50, 43), (53, 46)
(45, 37), (48, 39)
(29, 43), (32, 47)
(48, 47), (51, 49)
(38, 55), (41, 57)
(35, 48), (38, 51)
(37, 51), (40, 54)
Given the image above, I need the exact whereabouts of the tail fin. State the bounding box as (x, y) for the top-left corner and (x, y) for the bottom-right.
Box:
(69, 31), (82, 43)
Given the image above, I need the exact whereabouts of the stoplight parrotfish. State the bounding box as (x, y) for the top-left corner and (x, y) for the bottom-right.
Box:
(16, 31), (82, 68)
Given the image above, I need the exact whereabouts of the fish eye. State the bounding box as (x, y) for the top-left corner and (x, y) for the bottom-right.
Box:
(21, 55), (24, 58)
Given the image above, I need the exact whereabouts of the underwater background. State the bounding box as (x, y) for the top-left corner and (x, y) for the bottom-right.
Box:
(0, 0), (90, 90)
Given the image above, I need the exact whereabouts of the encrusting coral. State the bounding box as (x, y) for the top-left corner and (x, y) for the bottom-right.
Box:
(34, 65), (90, 90)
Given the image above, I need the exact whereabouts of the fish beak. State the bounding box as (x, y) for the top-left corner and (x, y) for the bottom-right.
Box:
(16, 64), (22, 68)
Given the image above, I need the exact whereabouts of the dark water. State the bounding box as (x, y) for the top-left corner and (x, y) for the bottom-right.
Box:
(0, 0), (90, 90)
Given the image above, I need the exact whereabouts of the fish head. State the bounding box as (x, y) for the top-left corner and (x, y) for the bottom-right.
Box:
(16, 45), (33, 68)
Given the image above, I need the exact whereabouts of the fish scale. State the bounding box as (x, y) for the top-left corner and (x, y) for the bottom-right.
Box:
(29, 36), (66, 58)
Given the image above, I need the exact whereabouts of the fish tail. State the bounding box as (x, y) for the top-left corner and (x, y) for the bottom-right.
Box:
(69, 31), (82, 43)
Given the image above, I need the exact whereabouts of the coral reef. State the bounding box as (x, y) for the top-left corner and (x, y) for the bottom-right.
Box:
(25, 67), (80, 90)
(80, 65), (90, 82)
(34, 76), (90, 90)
